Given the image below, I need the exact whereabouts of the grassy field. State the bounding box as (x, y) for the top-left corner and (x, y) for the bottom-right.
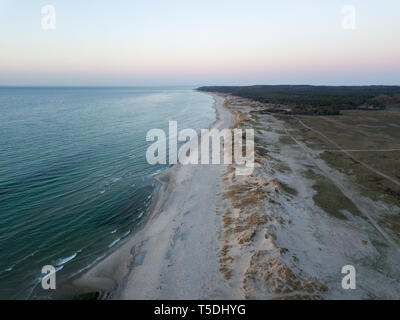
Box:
(217, 95), (400, 298)
(277, 109), (400, 233)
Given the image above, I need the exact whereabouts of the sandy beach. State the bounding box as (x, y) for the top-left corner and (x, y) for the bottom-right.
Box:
(3, 1), (400, 304)
(71, 93), (238, 299)
(71, 92), (400, 300)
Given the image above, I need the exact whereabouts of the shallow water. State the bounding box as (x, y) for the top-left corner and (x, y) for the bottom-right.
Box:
(0, 86), (215, 299)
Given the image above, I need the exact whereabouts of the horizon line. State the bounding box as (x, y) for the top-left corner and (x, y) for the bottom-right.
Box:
(1, 84), (400, 88)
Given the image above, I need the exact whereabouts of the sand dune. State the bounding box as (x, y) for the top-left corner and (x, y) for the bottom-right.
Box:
(71, 93), (400, 300)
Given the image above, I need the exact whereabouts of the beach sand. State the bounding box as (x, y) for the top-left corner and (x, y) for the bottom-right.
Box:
(71, 93), (238, 299)
(71, 93), (400, 300)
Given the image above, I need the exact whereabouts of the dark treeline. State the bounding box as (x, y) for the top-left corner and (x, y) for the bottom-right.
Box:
(197, 85), (400, 115)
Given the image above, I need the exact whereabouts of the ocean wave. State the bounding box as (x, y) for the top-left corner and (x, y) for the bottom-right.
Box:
(54, 265), (64, 273)
(122, 230), (131, 237)
(108, 238), (121, 248)
(55, 253), (78, 267)
(150, 168), (164, 176)
(8, 250), (38, 269)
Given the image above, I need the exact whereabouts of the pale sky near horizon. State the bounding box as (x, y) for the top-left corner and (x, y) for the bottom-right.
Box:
(0, 0), (399, 86)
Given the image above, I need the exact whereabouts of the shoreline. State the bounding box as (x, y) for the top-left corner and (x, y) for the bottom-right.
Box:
(38, 91), (400, 300)
(65, 90), (400, 300)
(65, 92), (234, 299)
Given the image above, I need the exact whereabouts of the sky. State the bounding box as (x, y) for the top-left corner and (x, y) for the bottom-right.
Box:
(0, 0), (399, 86)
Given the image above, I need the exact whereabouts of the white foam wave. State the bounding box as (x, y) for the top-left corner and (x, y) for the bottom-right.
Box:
(122, 230), (131, 237)
(55, 253), (77, 267)
(108, 238), (121, 248)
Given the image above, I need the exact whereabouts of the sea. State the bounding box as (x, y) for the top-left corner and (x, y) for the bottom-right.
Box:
(0, 86), (215, 299)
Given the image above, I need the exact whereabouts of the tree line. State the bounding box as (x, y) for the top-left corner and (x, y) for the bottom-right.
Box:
(197, 85), (400, 115)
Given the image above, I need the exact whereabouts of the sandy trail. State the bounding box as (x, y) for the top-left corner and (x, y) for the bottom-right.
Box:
(72, 94), (237, 299)
(294, 117), (400, 187)
(214, 96), (400, 299)
(276, 116), (398, 250)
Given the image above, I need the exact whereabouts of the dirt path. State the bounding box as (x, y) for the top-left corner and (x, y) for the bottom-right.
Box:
(294, 117), (400, 187)
(276, 115), (399, 251)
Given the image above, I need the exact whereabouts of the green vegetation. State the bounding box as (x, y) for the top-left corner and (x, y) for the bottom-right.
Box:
(303, 169), (362, 220)
(198, 85), (400, 115)
(279, 181), (298, 196)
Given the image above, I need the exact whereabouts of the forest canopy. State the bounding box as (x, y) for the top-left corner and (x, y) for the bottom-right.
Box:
(197, 85), (400, 115)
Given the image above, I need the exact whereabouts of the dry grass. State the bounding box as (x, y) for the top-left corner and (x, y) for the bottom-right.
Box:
(243, 250), (328, 299)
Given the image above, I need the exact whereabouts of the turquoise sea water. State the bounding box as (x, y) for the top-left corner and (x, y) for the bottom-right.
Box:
(0, 87), (215, 299)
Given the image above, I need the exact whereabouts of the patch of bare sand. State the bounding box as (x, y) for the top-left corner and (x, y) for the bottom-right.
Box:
(70, 93), (400, 300)
(70, 92), (238, 299)
(215, 102), (327, 299)
(215, 95), (400, 300)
